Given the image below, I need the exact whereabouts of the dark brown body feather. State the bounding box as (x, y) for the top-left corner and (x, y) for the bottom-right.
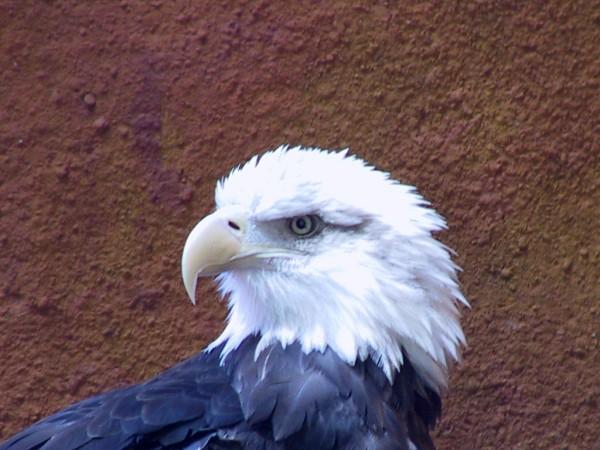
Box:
(0, 335), (440, 450)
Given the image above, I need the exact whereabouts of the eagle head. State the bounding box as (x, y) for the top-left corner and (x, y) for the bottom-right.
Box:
(182, 146), (468, 392)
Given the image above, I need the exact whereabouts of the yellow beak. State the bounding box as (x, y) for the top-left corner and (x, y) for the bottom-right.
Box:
(181, 206), (248, 304)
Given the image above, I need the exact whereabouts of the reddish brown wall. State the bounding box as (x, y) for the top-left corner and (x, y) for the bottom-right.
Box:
(1, 1), (599, 448)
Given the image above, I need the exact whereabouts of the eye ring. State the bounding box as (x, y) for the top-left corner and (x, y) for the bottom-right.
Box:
(289, 215), (318, 237)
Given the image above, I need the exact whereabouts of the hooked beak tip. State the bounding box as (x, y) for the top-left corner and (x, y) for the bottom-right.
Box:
(184, 276), (197, 305)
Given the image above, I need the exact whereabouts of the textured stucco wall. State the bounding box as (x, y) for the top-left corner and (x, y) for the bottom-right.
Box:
(1, 1), (599, 448)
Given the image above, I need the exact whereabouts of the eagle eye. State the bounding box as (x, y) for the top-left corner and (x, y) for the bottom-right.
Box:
(289, 215), (318, 237)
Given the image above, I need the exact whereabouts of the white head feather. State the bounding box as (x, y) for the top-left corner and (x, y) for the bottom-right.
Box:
(207, 145), (468, 392)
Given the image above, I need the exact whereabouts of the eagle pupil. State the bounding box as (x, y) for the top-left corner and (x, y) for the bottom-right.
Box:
(296, 218), (306, 229)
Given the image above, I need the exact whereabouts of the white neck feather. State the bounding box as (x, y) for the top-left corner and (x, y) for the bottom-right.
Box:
(208, 225), (467, 393)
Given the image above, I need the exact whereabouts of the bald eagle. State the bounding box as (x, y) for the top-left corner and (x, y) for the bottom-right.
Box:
(1, 147), (468, 450)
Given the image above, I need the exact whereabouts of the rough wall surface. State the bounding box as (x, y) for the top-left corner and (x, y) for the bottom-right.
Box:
(1, 1), (599, 449)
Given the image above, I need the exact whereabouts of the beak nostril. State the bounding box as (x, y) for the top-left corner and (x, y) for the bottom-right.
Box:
(228, 220), (241, 231)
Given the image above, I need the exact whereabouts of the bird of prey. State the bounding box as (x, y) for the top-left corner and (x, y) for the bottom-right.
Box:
(0, 146), (468, 450)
